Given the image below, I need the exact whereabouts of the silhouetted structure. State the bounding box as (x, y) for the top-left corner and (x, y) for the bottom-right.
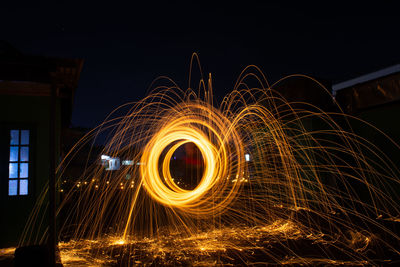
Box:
(0, 41), (83, 252)
(334, 64), (400, 165)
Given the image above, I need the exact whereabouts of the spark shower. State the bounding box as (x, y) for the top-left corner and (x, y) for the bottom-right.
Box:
(22, 55), (400, 265)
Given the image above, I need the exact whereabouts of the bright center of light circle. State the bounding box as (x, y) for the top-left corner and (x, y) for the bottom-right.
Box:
(139, 106), (245, 215)
(141, 129), (219, 207)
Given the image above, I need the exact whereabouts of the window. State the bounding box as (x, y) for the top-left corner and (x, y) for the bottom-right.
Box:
(8, 129), (30, 196)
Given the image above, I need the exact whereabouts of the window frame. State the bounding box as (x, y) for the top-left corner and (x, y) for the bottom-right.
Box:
(2, 125), (35, 199)
(8, 129), (31, 196)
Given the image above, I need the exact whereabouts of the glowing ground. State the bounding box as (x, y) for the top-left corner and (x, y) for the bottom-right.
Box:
(58, 218), (399, 266)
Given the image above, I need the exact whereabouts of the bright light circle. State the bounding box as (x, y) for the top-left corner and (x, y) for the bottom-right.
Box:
(140, 104), (245, 216)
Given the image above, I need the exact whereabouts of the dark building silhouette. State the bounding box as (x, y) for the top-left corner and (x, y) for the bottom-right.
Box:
(273, 75), (334, 111)
(334, 64), (400, 113)
(334, 64), (400, 165)
(0, 41), (83, 247)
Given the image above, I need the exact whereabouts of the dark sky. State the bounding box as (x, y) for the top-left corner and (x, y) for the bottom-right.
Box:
(2, 1), (400, 128)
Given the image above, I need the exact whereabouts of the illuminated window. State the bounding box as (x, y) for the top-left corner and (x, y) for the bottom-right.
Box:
(8, 129), (30, 196)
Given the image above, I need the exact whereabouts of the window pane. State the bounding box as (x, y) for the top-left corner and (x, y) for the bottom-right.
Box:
(9, 180), (18, 196)
(20, 163), (28, 178)
(9, 163), (18, 178)
(20, 130), (29, 145)
(20, 147), (29, 161)
(9, 146), (19, 161)
(19, 180), (28, 195)
(10, 130), (19, 145)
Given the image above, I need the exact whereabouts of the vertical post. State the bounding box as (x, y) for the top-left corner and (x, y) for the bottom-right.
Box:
(49, 82), (57, 265)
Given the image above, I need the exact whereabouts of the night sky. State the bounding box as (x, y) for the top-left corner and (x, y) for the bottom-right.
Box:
(2, 1), (400, 128)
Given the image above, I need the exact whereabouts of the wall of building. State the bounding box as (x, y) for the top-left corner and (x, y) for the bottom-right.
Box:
(0, 94), (61, 247)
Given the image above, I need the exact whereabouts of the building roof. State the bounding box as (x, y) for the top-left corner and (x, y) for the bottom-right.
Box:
(332, 64), (400, 95)
(0, 40), (83, 92)
(0, 41), (84, 126)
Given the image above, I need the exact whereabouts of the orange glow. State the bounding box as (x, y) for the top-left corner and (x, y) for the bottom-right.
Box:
(22, 55), (400, 265)
(139, 103), (244, 215)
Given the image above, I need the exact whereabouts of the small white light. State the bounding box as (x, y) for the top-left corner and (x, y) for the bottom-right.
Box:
(245, 154), (250, 162)
(122, 160), (134, 166)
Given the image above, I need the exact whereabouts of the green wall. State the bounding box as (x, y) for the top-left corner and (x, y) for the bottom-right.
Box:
(0, 94), (61, 247)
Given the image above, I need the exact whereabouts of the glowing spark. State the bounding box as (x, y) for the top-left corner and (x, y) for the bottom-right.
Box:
(113, 239), (126, 245)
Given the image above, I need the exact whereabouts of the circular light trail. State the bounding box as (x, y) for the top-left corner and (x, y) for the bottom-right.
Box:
(140, 103), (245, 216)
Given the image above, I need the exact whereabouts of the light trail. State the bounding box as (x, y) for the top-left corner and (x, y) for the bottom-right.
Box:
(20, 55), (400, 265)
